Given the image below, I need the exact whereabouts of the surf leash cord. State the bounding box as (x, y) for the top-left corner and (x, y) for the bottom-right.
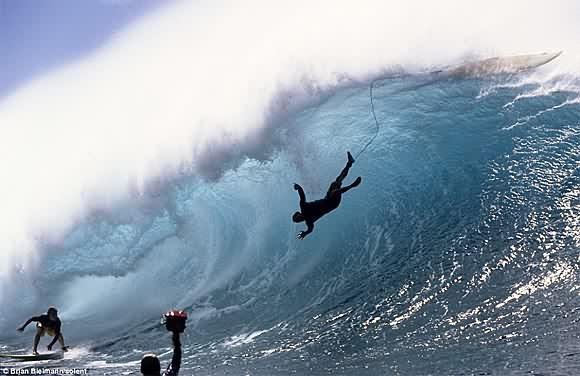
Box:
(355, 79), (381, 160)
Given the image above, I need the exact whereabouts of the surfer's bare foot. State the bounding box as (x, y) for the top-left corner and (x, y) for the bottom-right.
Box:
(32, 350), (39, 356)
(347, 151), (355, 165)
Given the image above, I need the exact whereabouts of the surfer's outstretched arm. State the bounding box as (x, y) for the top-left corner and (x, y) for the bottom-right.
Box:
(294, 183), (306, 204)
(17, 316), (39, 331)
(297, 221), (314, 240)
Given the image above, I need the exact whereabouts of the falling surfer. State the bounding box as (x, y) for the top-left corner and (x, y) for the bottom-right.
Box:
(292, 151), (362, 239)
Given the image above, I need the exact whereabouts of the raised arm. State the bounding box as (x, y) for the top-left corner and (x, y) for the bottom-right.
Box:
(164, 332), (182, 376)
(297, 221), (314, 240)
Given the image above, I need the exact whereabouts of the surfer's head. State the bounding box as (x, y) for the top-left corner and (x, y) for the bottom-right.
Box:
(47, 307), (58, 319)
(292, 211), (305, 223)
(141, 353), (161, 375)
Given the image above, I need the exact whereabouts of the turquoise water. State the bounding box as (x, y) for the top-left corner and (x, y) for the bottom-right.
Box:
(2, 73), (580, 375)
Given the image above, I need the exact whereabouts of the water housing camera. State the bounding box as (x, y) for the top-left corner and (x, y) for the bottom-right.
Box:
(163, 310), (187, 333)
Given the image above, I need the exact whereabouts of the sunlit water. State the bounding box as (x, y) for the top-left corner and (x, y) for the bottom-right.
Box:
(2, 73), (580, 375)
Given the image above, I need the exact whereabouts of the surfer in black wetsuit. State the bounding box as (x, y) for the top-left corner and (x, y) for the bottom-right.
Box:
(292, 151), (362, 239)
(17, 307), (68, 355)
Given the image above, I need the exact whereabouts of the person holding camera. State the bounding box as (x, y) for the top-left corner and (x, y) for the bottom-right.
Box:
(140, 310), (187, 376)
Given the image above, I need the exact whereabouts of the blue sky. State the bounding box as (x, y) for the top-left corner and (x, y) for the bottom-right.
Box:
(0, 0), (164, 98)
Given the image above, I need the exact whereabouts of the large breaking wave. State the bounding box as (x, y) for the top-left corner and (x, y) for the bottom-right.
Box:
(1, 1), (580, 374)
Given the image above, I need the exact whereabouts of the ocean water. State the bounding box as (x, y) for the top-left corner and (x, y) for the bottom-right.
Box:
(2, 1), (580, 374)
(1, 71), (579, 375)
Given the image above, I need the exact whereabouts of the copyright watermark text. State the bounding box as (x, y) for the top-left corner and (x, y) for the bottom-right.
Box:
(1, 368), (88, 375)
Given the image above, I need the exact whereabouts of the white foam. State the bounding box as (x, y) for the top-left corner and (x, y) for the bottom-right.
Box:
(1, 0), (580, 297)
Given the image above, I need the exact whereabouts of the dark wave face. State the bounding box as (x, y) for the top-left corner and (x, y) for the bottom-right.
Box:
(2, 73), (579, 375)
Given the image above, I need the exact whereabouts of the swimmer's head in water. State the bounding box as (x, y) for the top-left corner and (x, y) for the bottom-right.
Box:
(141, 353), (161, 375)
(292, 212), (305, 223)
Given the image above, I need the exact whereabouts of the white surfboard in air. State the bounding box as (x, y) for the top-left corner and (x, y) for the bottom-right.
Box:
(443, 51), (562, 77)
